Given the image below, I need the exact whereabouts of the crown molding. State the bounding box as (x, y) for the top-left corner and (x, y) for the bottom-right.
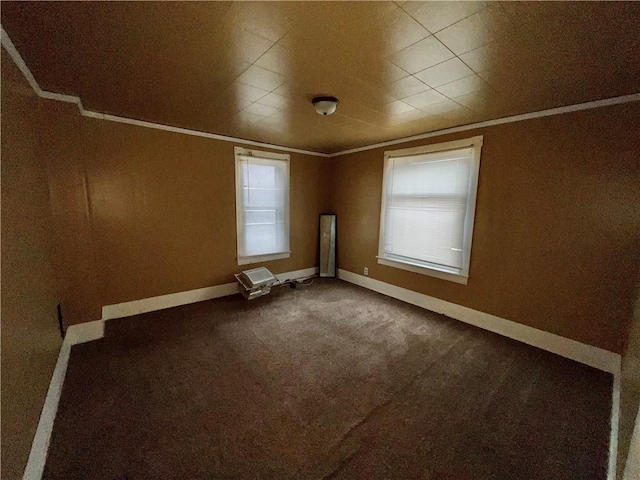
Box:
(0, 26), (330, 158)
(2, 25), (639, 159)
(327, 92), (640, 157)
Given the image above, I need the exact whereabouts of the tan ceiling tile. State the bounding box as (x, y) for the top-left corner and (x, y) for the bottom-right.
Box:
(254, 111), (290, 131)
(383, 100), (416, 116)
(436, 74), (489, 98)
(237, 65), (287, 92)
(254, 44), (291, 75)
(451, 90), (505, 114)
(243, 102), (280, 117)
(434, 5), (508, 56)
(401, 1), (488, 33)
(225, 1), (297, 43)
(382, 61), (410, 83)
(328, 114), (379, 135)
(476, 69), (551, 109)
(349, 60), (398, 89)
(406, 115), (454, 133)
(381, 7), (431, 54)
(388, 75), (430, 99)
(389, 35), (455, 74)
(438, 106), (486, 124)
(227, 28), (275, 64)
(270, 83), (294, 99)
(272, 29), (298, 51)
(233, 110), (269, 125)
(414, 57), (475, 88)
(402, 89), (448, 109)
(234, 83), (270, 102)
(458, 44), (493, 73)
(4, 1), (639, 153)
(230, 98), (254, 115)
(337, 101), (393, 129)
(417, 99), (464, 116)
(256, 92), (290, 109)
(389, 108), (426, 124)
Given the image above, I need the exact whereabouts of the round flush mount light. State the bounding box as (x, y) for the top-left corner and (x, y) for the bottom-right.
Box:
(312, 96), (340, 116)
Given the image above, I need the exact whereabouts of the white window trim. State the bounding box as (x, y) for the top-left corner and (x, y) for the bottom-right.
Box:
(237, 251), (290, 266)
(235, 146), (290, 266)
(377, 135), (483, 285)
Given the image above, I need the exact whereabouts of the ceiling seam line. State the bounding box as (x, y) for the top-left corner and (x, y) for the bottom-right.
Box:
(2, 25), (638, 159)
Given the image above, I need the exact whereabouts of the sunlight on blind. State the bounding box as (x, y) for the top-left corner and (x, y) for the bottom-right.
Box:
(383, 147), (473, 269)
(238, 156), (288, 257)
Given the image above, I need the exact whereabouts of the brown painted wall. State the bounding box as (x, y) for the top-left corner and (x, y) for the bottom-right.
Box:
(618, 287), (640, 478)
(39, 101), (102, 324)
(1, 54), (63, 479)
(329, 102), (640, 354)
(38, 99), (332, 323)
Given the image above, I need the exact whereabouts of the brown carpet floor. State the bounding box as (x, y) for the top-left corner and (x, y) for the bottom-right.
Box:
(45, 279), (612, 479)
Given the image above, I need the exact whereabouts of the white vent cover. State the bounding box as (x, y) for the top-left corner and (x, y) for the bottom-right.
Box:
(238, 267), (276, 288)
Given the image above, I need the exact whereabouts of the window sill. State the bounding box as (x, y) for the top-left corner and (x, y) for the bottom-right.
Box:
(238, 251), (290, 266)
(376, 257), (468, 285)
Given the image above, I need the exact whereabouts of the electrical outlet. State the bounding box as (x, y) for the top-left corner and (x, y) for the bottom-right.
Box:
(364, 267), (369, 276)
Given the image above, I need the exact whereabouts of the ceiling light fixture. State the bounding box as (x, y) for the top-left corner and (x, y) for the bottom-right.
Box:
(312, 96), (340, 116)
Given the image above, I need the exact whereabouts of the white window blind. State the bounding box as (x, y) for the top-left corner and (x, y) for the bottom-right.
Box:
(235, 147), (290, 264)
(378, 137), (482, 283)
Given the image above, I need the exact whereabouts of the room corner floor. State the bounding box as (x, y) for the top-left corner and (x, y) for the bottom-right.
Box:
(45, 279), (612, 479)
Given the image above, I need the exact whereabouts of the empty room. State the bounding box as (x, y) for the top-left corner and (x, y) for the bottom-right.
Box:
(2, 2), (639, 479)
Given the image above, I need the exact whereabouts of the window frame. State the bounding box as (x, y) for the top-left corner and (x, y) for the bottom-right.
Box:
(377, 135), (483, 285)
(234, 146), (290, 266)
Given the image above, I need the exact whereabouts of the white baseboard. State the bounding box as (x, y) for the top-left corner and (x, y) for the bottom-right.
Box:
(24, 267), (318, 478)
(102, 267), (318, 320)
(22, 342), (70, 480)
(23, 267), (318, 478)
(102, 283), (238, 320)
(338, 268), (622, 480)
(64, 319), (105, 345)
(338, 269), (620, 374)
(610, 372), (621, 480)
(26, 267), (618, 479)
(623, 406), (640, 480)
(22, 320), (106, 479)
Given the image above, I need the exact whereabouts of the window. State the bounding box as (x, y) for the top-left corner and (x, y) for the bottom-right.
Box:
(235, 147), (290, 265)
(377, 136), (483, 284)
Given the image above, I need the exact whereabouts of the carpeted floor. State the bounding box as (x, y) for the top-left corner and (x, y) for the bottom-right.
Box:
(45, 279), (612, 479)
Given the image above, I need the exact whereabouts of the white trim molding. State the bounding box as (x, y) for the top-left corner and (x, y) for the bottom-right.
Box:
(0, 26), (329, 158)
(610, 371), (621, 480)
(623, 406), (640, 480)
(24, 267), (317, 478)
(102, 267), (318, 320)
(235, 146), (291, 266)
(377, 135), (483, 284)
(103, 283), (238, 321)
(377, 257), (468, 285)
(22, 320), (106, 480)
(23, 344), (71, 480)
(337, 268), (622, 480)
(329, 93), (640, 157)
(238, 252), (291, 266)
(63, 319), (105, 346)
(2, 25), (638, 160)
(337, 269), (620, 373)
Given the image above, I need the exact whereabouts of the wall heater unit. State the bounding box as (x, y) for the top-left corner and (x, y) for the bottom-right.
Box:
(234, 267), (277, 300)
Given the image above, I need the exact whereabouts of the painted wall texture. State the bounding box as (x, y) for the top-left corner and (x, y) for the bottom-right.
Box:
(1, 53), (63, 479)
(2, 33), (639, 478)
(329, 102), (640, 354)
